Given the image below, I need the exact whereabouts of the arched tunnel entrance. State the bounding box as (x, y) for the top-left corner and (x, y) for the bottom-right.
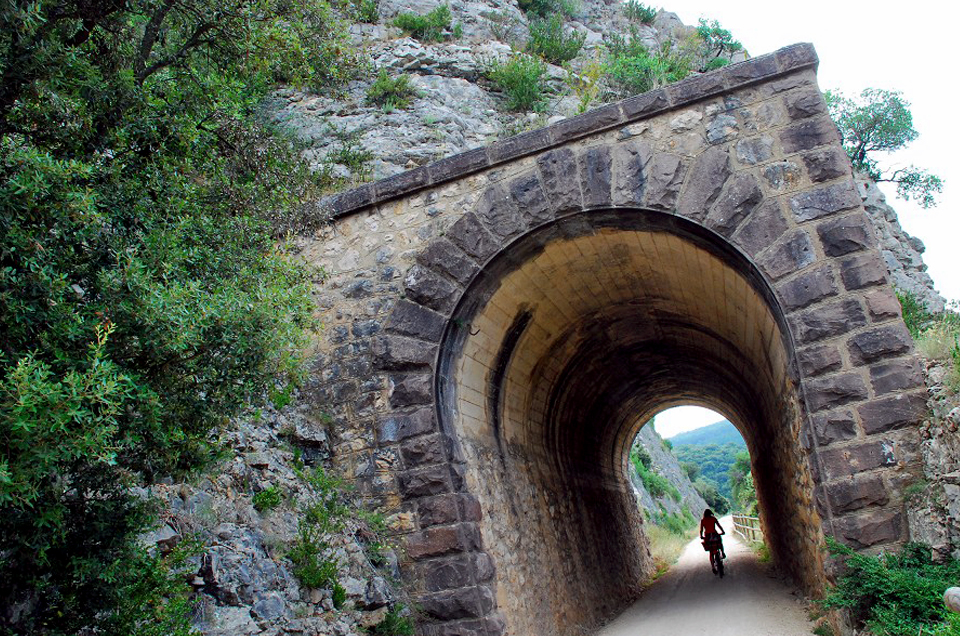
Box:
(436, 209), (826, 635)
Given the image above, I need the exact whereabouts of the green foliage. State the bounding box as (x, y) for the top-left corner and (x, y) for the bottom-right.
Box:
(518, 0), (579, 18)
(487, 54), (549, 112)
(324, 127), (375, 182)
(0, 0), (352, 629)
(673, 442), (744, 499)
(825, 88), (944, 208)
(366, 70), (418, 110)
(650, 507), (696, 536)
(288, 467), (348, 591)
(527, 14), (586, 65)
(822, 540), (960, 635)
(351, 0), (380, 23)
(695, 18), (743, 61)
(605, 29), (691, 97)
(729, 451), (758, 514)
(253, 486), (284, 513)
(681, 461), (700, 481)
(693, 478), (730, 515)
(394, 4), (458, 43)
(365, 605), (416, 635)
(897, 289), (934, 338)
(812, 623), (835, 636)
(624, 1), (658, 24)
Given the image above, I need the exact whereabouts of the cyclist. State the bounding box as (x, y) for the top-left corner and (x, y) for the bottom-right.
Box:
(700, 508), (726, 562)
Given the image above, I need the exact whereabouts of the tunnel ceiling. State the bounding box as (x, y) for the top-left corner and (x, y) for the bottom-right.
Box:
(446, 211), (793, 485)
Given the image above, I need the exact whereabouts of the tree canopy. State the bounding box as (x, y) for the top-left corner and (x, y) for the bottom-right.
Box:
(825, 88), (943, 208)
(0, 0), (361, 632)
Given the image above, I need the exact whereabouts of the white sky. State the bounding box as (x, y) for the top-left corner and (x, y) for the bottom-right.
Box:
(659, 0), (960, 304)
(648, 1), (960, 437)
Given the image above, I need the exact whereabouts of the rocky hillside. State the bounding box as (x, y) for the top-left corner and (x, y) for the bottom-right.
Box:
(630, 425), (708, 522)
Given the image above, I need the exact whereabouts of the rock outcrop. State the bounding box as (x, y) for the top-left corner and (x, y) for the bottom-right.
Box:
(630, 425), (709, 520)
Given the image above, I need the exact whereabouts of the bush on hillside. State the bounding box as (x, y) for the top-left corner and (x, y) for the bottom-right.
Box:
(624, 1), (658, 24)
(394, 4), (460, 42)
(487, 54), (549, 112)
(605, 30), (691, 97)
(527, 14), (586, 65)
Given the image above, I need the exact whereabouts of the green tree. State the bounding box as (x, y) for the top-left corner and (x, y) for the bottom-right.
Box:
(729, 452), (758, 514)
(825, 88), (943, 208)
(0, 0), (355, 631)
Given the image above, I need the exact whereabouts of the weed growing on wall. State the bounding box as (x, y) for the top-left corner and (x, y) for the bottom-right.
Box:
(605, 29), (691, 97)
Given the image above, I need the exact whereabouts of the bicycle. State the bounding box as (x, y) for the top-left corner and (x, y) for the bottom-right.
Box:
(702, 532), (725, 578)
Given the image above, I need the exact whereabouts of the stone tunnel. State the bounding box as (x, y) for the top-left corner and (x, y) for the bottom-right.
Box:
(300, 43), (929, 636)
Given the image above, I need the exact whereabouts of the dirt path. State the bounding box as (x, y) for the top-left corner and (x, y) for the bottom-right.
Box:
(595, 517), (815, 636)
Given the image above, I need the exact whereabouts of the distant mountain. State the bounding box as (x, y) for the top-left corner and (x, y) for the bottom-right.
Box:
(667, 420), (746, 447)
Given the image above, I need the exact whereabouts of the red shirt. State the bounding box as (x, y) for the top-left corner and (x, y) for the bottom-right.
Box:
(700, 516), (722, 536)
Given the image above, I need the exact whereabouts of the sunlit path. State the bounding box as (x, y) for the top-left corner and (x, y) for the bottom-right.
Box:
(595, 517), (815, 636)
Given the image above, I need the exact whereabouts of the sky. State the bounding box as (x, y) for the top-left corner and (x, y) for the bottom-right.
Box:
(649, 0), (960, 438)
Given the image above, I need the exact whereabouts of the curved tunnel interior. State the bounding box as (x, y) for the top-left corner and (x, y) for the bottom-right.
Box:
(437, 210), (825, 635)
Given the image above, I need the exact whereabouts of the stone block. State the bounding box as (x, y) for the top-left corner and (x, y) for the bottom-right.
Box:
(777, 266), (838, 311)
(423, 556), (475, 592)
(372, 335), (437, 371)
(735, 135), (774, 165)
(376, 166), (430, 201)
(404, 265), (460, 314)
(667, 72), (727, 104)
(487, 127), (552, 164)
(406, 525), (470, 560)
(797, 343), (842, 377)
(810, 409), (858, 446)
(704, 172), (763, 236)
(458, 493), (482, 522)
(779, 117), (839, 153)
(817, 214), (875, 257)
(757, 230), (815, 281)
(508, 171), (552, 225)
(419, 494), (460, 527)
(803, 373), (869, 412)
(847, 323), (912, 364)
(676, 146), (731, 220)
(418, 238), (480, 286)
(724, 55), (779, 87)
(428, 148), (490, 184)
(620, 89), (669, 119)
(802, 147), (850, 183)
(819, 441), (897, 481)
(641, 152), (685, 211)
(536, 147), (582, 214)
(841, 253), (888, 290)
(447, 213), (500, 262)
(869, 359), (924, 395)
(706, 112), (739, 144)
(401, 433), (447, 468)
(377, 407), (437, 444)
(386, 300), (446, 342)
(579, 146), (613, 208)
(328, 183), (374, 215)
(789, 181), (860, 222)
(732, 199), (788, 256)
(858, 392), (927, 435)
(390, 373), (432, 407)
(553, 103), (623, 142)
(784, 87), (828, 120)
(834, 509), (903, 548)
(776, 44), (819, 71)
(419, 585), (496, 621)
(789, 298), (867, 343)
(826, 476), (889, 514)
(399, 465), (452, 498)
(864, 289), (902, 321)
(612, 140), (651, 207)
(474, 183), (524, 241)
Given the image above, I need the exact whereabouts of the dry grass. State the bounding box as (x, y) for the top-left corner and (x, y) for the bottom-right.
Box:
(646, 524), (697, 581)
(916, 316), (960, 391)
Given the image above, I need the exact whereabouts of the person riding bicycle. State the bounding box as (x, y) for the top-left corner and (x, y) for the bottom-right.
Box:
(700, 508), (726, 559)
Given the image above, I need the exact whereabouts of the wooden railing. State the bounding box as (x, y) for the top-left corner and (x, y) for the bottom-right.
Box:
(732, 514), (763, 544)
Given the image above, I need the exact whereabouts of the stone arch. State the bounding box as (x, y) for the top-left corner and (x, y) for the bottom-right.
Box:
(310, 44), (927, 636)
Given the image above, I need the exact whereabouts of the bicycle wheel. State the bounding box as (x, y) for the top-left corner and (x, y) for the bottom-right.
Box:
(717, 554), (724, 578)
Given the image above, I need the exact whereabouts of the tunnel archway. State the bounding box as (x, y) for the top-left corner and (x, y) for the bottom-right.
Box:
(435, 208), (826, 634)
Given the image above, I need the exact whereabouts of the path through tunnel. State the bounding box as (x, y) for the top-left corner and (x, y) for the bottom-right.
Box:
(436, 209), (827, 635)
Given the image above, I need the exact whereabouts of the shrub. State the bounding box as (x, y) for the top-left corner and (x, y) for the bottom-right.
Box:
(822, 540), (960, 635)
(288, 467), (348, 593)
(527, 14), (586, 65)
(624, 1), (657, 23)
(394, 4), (457, 42)
(519, 0), (579, 18)
(605, 31), (691, 97)
(695, 18), (743, 64)
(352, 0), (379, 23)
(487, 54), (549, 112)
(897, 289), (933, 338)
(253, 486), (283, 513)
(365, 605), (416, 635)
(366, 69), (418, 110)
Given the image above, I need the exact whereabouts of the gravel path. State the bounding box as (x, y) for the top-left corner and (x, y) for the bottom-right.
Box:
(595, 517), (816, 636)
